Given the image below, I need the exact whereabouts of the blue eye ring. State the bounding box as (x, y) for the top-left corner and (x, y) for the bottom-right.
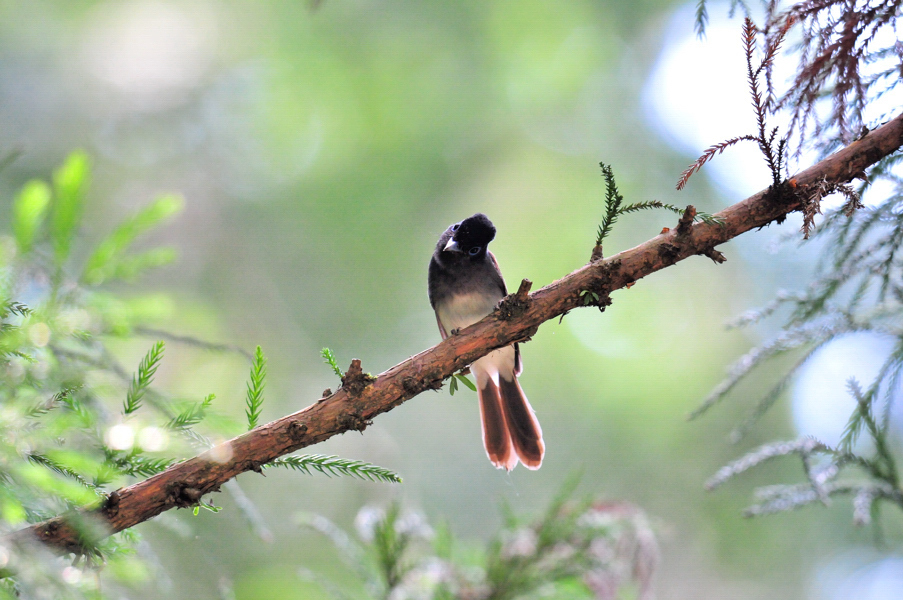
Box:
(452, 224), (460, 231)
(468, 246), (481, 255)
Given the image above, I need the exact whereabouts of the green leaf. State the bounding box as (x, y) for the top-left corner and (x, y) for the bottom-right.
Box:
(12, 180), (51, 253)
(456, 373), (476, 391)
(197, 499), (221, 513)
(124, 341), (165, 415)
(266, 454), (402, 483)
(580, 290), (599, 306)
(246, 346), (267, 430)
(82, 194), (183, 285)
(51, 150), (91, 264)
(449, 375), (458, 396)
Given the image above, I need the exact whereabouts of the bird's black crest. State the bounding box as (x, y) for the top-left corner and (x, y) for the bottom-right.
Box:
(454, 213), (496, 246)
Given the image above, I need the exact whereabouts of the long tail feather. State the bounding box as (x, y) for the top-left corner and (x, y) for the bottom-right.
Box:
(498, 374), (544, 469)
(473, 348), (543, 471)
(476, 369), (516, 471)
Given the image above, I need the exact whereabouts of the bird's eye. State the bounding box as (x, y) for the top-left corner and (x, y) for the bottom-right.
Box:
(452, 224), (460, 231)
(469, 246), (481, 255)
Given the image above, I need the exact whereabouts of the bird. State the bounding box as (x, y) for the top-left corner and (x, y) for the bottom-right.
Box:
(428, 213), (544, 470)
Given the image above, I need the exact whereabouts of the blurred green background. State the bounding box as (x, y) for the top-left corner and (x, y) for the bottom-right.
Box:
(0, 0), (888, 598)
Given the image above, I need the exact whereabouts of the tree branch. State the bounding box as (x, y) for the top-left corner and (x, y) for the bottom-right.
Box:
(9, 113), (903, 554)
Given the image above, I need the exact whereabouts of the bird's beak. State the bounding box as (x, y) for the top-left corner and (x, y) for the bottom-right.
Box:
(444, 238), (462, 253)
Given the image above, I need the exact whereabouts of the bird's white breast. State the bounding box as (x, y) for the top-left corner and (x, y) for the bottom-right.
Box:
(436, 291), (499, 333)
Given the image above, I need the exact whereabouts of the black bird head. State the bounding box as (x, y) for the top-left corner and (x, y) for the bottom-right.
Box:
(442, 213), (496, 259)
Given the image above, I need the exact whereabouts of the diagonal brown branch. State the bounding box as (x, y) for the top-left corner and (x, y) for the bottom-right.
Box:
(9, 113), (903, 554)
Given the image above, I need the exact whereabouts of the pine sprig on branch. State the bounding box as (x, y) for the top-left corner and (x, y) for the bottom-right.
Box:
(676, 136), (757, 190)
(25, 453), (102, 494)
(0, 150), (410, 592)
(619, 200), (722, 225)
(301, 483), (658, 600)
(265, 454), (402, 484)
(167, 394), (215, 432)
(123, 341), (165, 415)
(321, 347), (343, 379)
(0, 301), (32, 318)
(596, 165), (722, 256)
(595, 163), (625, 246)
(114, 457), (178, 478)
(677, 18), (789, 191)
(245, 346), (267, 430)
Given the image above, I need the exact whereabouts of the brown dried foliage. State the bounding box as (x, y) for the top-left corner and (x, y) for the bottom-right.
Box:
(801, 178), (863, 238)
(677, 18), (790, 190)
(767, 0), (903, 151)
(676, 136), (758, 190)
(686, 1), (889, 232)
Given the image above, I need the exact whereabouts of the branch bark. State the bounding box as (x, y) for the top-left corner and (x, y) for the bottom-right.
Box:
(10, 113), (903, 553)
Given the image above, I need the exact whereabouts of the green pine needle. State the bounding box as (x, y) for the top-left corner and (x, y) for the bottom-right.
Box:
(26, 453), (99, 493)
(618, 200), (677, 216)
(594, 165), (723, 248)
(266, 454), (402, 484)
(619, 200), (722, 225)
(60, 392), (94, 428)
(167, 394), (215, 431)
(123, 341), (165, 415)
(82, 193), (183, 285)
(695, 0), (709, 37)
(372, 503), (409, 589)
(26, 387), (78, 418)
(108, 247), (178, 284)
(321, 347), (343, 378)
(0, 300), (32, 318)
(51, 150), (91, 265)
(116, 456), (178, 478)
(595, 163), (624, 246)
(246, 346), (267, 430)
(12, 180), (51, 254)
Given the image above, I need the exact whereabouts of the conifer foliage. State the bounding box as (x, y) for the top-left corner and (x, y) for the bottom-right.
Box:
(689, 1), (903, 528)
(0, 153), (396, 598)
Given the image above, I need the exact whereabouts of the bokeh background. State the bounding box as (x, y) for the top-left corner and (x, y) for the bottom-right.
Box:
(1, 1), (900, 598)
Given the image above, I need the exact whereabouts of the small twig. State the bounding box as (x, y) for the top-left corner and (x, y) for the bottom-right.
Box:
(590, 244), (604, 262)
(702, 248), (727, 263)
(676, 206), (697, 236)
(135, 327), (255, 362)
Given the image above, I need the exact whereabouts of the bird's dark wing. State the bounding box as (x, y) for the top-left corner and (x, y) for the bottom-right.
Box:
(486, 250), (507, 296)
